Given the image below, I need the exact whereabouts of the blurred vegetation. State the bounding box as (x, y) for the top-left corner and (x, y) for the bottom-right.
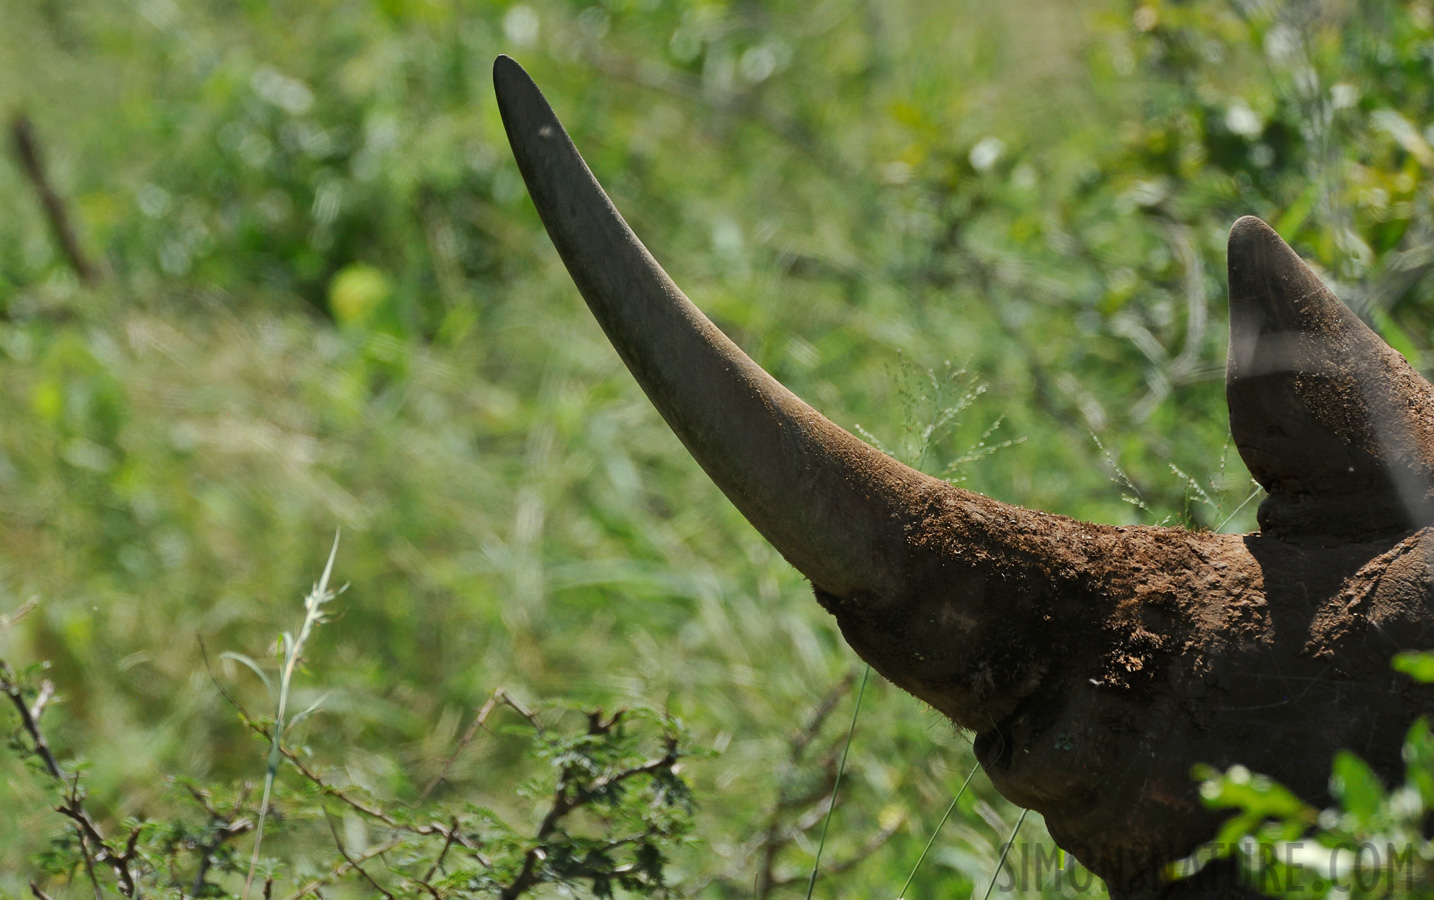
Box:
(3, 0), (1434, 895)
(1192, 652), (1434, 898)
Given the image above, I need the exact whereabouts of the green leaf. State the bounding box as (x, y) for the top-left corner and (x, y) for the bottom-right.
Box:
(287, 691), (331, 729)
(219, 652), (274, 698)
(1330, 751), (1386, 826)
(1404, 718), (1434, 807)
(1393, 651), (1434, 683)
(1197, 764), (1310, 820)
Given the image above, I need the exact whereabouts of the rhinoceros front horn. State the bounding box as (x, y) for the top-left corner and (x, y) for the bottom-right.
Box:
(492, 55), (1097, 730)
(494, 55), (1113, 734)
(492, 55), (952, 602)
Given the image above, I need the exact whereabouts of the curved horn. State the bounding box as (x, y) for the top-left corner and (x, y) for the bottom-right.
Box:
(1226, 216), (1434, 537)
(493, 55), (943, 600)
(493, 56), (1105, 729)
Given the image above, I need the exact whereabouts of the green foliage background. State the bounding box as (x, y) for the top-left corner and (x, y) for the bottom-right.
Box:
(2, 0), (1434, 895)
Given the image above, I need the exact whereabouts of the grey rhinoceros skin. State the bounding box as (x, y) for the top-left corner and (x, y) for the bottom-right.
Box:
(492, 54), (1434, 898)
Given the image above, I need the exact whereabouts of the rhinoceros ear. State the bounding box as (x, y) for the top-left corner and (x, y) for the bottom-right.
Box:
(1226, 216), (1434, 538)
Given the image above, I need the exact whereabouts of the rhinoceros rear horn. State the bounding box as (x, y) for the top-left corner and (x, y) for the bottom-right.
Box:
(1226, 216), (1434, 538)
(492, 55), (950, 601)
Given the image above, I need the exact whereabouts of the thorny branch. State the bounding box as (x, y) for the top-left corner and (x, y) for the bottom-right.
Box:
(421, 816), (464, 885)
(206, 641), (685, 898)
(9, 631), (689, 899)
(500, 708), (683, 900)
(185, 783), (256, 896)
(205, 642), (511, 898)
(2, 658), (139, 898)
(203, 641), (452, 835)
(1, 661), (64, 782)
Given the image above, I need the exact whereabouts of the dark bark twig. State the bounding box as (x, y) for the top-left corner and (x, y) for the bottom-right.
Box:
(201, 638), (408, 829)
(9, 115), (101, 286)
(0, 662), (64, 781)
(183, 784), (255, 897)
(420, 816), (462, 884)
(324, 811), (397, 900)
(753, 674), (856, 898)
(1, 660), (115, 899)
(53, 798), (142, 898)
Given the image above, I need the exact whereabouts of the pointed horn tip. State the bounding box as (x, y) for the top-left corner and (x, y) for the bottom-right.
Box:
(492, 54), (567, 179)
(1228, 215), (1279, 252)
(493, 54), (534, 106)
(493, 53), (521, 82)
(1226, 214), (1308, 289)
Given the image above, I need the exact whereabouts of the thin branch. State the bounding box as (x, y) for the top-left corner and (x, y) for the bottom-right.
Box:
(185, 785), (255, 898)
(688, 675), (875, 900)
(421, 817), (462, 884)
(205, 639), (475, 858)
(419, 688), (538, 802)
(53, 789), (141, 898)
(1, 661), (117, 899)
(9, 114), (101, 286)
(1, 663), (64, 781)
(536, 738), (680, 842)
(789, 671), (857, 759)
(755, 752), (840, 896)
(28, 679), (54, 725)
(804, 667), (869, 899)
(220, 677), (402, 828)
(280, 837), (404, 900)
(324, 811), (397, 900)
(79, 833), (104, 900)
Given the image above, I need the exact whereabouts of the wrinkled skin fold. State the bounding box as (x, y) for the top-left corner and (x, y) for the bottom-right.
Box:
(494, 56), (1434, 898)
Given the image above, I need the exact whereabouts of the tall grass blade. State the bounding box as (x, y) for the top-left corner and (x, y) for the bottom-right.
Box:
(1216, 487), (1263, 533)
(980, 807), (1029, 900)
(804, 665), (869, 900)
(898, 764), (979, 898)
